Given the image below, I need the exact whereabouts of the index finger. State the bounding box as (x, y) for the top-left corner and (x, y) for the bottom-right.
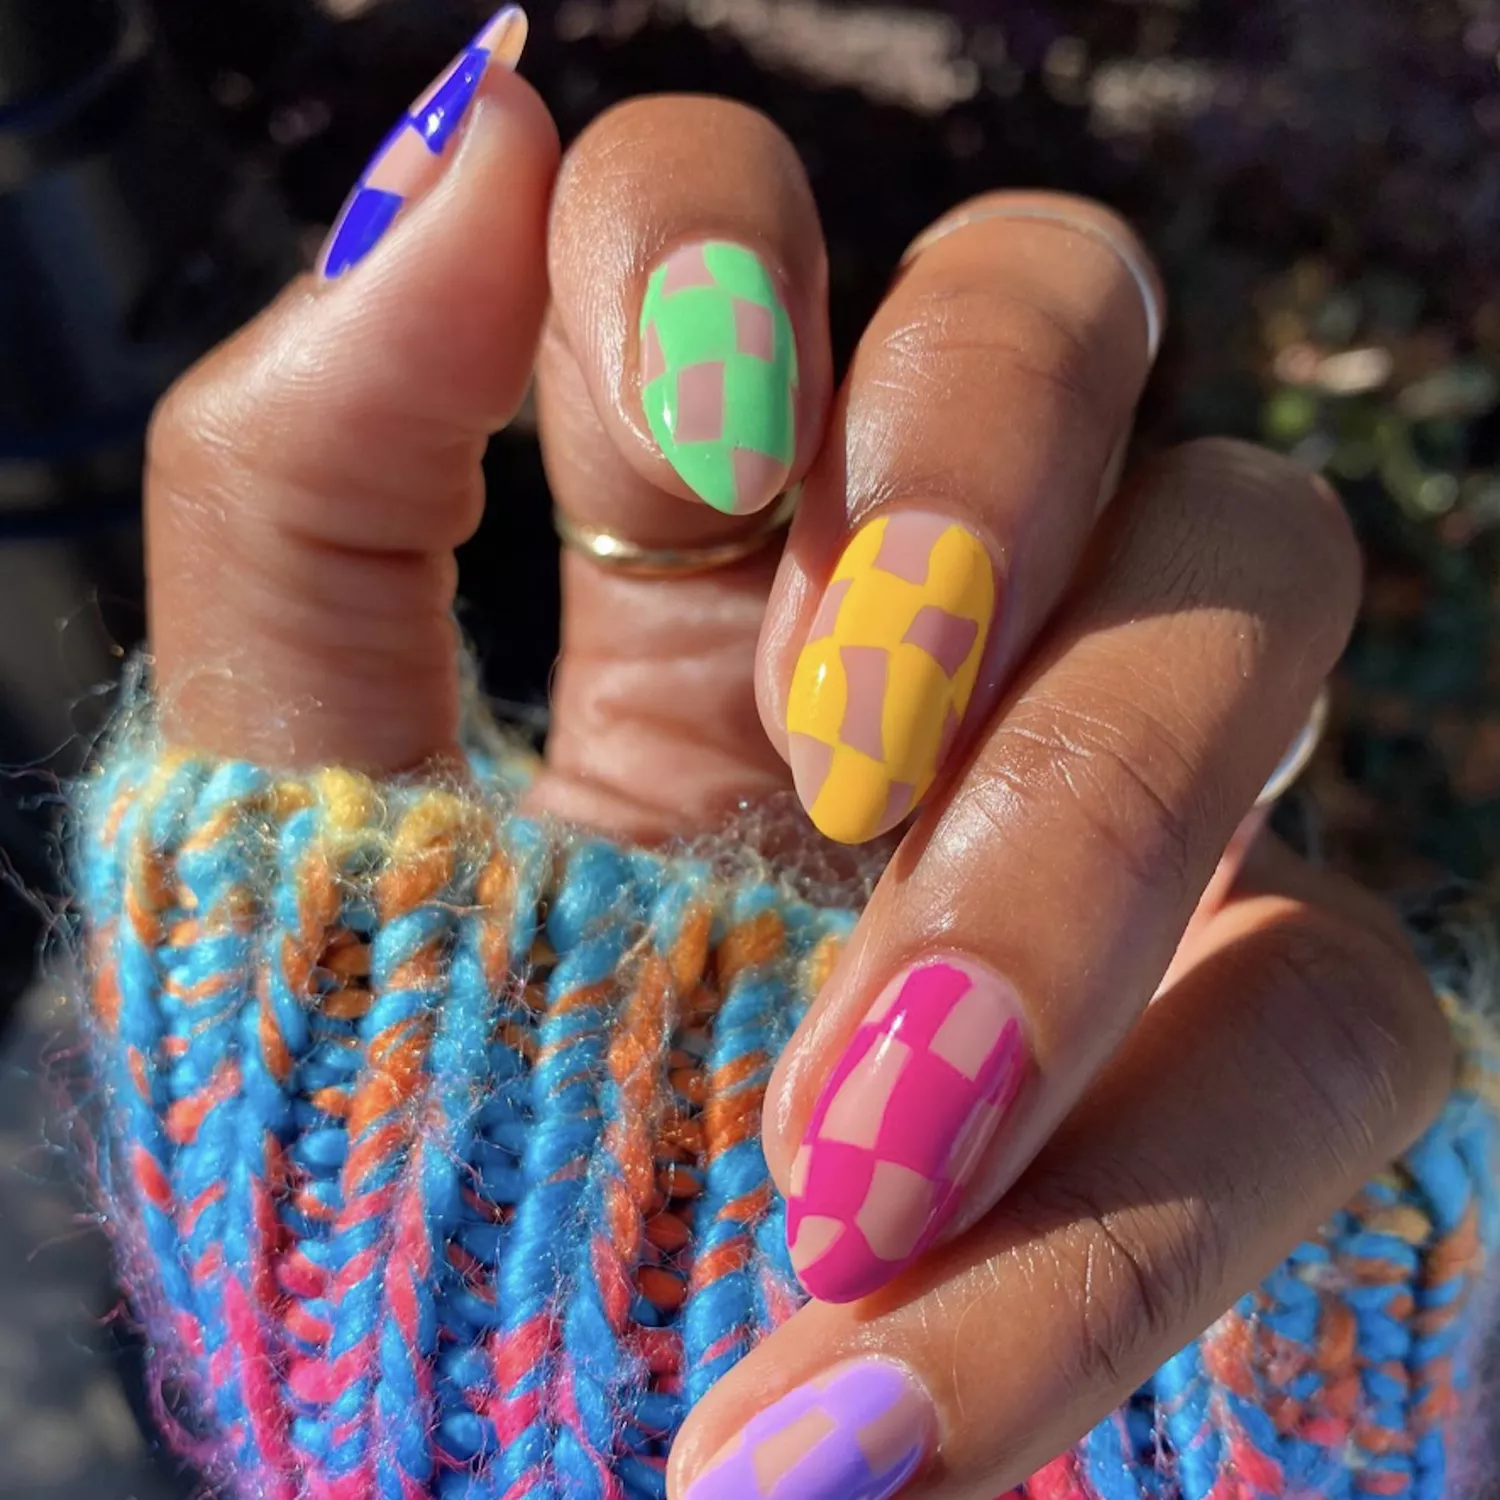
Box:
(531, 97), (836, 834)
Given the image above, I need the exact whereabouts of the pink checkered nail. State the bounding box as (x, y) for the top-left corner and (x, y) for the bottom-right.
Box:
(787, 957), (1027, 1303)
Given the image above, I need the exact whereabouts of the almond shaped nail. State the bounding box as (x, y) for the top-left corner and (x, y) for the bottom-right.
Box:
(786, 957), (1027, 1303)
(319, 5), (528, 281)
(684, 1358), (935, 1500)
(639, 240), (798, 515)
(787, 511), (996, 845)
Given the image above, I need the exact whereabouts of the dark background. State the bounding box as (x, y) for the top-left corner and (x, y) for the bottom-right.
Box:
(2, 3), (1499, 1490)
(115, 0), (1500, 897)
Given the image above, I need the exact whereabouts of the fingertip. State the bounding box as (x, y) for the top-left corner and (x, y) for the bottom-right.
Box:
(317, 5), (543, 283)
(311, 65), (560, 433)
(680, 1359), (936, 1500)
(547, 95), (832, 518)
(638, 239), (801, 515)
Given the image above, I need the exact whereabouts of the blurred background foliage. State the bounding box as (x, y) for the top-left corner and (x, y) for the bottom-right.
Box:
(72, 0), (1500, 888)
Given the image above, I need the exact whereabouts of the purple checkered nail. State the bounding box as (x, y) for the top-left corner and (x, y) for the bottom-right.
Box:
(684, 1359), (935, 1500)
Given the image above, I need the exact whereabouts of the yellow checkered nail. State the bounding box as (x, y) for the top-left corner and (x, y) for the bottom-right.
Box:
(787, 512), (995, 844)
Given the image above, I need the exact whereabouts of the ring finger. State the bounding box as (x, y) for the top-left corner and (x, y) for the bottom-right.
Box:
(672, 849), (1450, 1498)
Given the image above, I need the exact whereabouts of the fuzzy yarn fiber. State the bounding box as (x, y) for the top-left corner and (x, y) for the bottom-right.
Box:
(72, 713), (1500, 1500)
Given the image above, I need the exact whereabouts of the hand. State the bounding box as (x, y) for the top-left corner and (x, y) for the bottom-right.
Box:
(144, 19), (1452, 1497)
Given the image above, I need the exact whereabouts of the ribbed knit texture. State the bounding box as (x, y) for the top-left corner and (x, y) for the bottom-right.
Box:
(72, 718), (1500, 1500)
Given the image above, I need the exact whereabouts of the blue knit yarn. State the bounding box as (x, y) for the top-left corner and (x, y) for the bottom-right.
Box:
(683, 882), (794, 1409)
(112, 759), (209, 1382)
(170, 763), (272, 1470)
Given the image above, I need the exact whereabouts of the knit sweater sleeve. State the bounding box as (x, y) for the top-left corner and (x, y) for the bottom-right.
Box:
(71, 712), (1500, 1500)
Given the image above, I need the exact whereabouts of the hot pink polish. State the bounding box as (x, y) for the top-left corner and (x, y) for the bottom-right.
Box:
(786, 957), (1028, 1303)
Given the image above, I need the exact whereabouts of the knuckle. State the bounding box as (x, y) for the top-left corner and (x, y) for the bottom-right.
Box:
(875, 278), (1122, 439)
(1155, 438), (1363, 647)
(975, 689), (1209, 909)
(146, 358), (267, 552)
(1005, 1170), (1226, 1395)
(1030, 195), (1143, 255)
(147, 316), (485, 556)
(1260, 905), (1454, 1158)
(147, 362), (245, 490)
(938, 191), (1161, 316)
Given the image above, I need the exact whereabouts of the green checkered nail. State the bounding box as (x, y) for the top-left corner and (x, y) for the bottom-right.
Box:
(639, 240), (798, 515)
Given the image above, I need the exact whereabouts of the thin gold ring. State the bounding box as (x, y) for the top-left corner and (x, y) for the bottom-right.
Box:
(1254, 687), (1330, 809)
(554, 487), (800, 578)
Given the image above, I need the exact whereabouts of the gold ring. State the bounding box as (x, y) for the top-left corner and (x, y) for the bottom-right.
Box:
(554, 487), (799, 578)
(1254, 687), (1330, 809)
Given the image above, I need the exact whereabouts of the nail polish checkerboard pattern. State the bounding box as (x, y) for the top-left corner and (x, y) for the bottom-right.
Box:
(786, 959), (1025, 1302)
(640, 241), (798, 514)
(72, 686), (1500, 1500)
(319, 8), (526, 280)
(788, 512), (995, 844)
(685, 1361), (931, 1500)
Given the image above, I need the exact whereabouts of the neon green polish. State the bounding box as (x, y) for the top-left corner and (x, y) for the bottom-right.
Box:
(639, 240), (797, 515)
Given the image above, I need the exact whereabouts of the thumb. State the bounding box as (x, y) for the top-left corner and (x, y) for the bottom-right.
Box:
(148, 7), (558, 771)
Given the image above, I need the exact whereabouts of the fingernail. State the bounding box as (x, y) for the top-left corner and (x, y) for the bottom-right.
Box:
(639, 240), (798, 515)
(318, 5), (528, 280)
(787, 511), (996, 844)
(684, 1358), (935, 1500)
(787, 957), (1026, 1303)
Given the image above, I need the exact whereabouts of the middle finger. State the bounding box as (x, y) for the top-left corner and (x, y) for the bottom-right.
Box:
(760, 192), (1163, 845)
